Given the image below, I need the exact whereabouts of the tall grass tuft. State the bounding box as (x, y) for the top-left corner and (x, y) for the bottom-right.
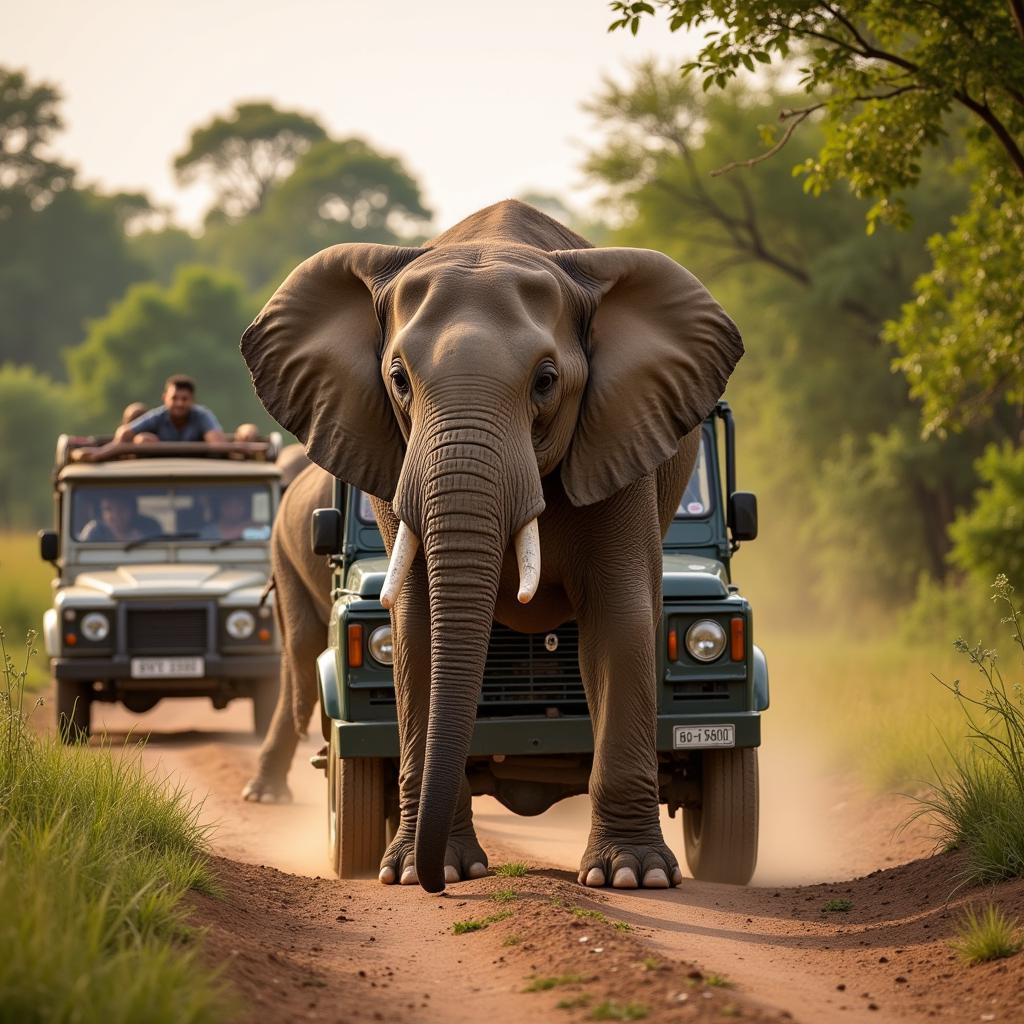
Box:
(0, 627), (230, 1023)
(916, 576), (1024, 883)
(952, 903), (1023, 964)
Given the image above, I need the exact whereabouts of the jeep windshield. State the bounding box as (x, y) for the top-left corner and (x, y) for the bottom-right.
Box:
(70, 482), (273, 544)
(354, 436), (715, 524)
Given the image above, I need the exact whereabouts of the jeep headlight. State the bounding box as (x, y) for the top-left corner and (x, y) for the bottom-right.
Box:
(685, 619), (726, 662)
(368, 625), (393, 665)
(80, 612), (110, 642)
(226, 610), (256, 640)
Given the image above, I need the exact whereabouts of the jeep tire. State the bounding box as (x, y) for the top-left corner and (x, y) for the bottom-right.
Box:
(327, 733), (387, 878)
(56, 679), (91, 743)
(251, 677), (278, 737)
(683, 747), (758, 885)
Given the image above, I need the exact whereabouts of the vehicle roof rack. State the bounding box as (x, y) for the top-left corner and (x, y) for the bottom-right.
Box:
(54, 431), (284, 470)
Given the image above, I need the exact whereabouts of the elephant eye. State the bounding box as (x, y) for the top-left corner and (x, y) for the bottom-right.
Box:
(533, 364), (559, 400)
(390, 365), (411, 399)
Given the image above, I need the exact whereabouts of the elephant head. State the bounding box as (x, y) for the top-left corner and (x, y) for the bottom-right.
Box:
(241, 204), (742, 891)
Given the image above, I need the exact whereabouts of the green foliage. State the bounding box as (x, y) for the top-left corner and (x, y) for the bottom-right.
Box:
(822, 898), (853, 913)
(524, 974), (586, 992)
(0, 66), (73, 212)
(918, 577), (1024, 883)
(949, 445), (1024, 587)
(0, 631), (229, 1023)
(590, 1000), (648, 1021)
(451, 910), (512, 934)
(174, 101), (326, 220)
(66, 265), (267, 433)
(0, 535), (53, 691)
(493, 861), (530, 877)
(491, 887), (519, 903)
(952, 904), (1023, 964)
(0, 365), (69, 527)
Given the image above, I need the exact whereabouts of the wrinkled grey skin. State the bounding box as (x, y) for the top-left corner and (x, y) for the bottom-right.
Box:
(241, 459), (331, 803)
(240, 201), (742, 892)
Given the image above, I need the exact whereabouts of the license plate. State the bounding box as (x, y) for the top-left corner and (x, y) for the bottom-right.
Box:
(130, 656), (205, 679)
(673, 724), (735, 749)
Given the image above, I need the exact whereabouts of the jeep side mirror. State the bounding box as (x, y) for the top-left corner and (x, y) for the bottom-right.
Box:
(310, 508), (342, 556)
(39, 530), (59, 562)
(728, 492), (758, 542)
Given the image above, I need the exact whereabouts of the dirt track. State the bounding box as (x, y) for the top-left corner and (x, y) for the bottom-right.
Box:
(90, 698), (1024, 1023)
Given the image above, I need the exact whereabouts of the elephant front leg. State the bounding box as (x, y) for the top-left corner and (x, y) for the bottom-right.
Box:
(575, 590), (682, 890)
(373, 507), (488, 886)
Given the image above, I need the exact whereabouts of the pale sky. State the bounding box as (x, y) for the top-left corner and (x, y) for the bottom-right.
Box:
(5, 0), (701, 231)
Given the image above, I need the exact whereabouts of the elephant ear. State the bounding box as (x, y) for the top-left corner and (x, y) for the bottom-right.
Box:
(241, 243), (424, 500)
(552, 247), (743, 507)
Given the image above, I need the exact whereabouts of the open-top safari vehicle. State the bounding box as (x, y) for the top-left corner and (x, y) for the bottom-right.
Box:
(39, 432), (284, 741)
(313, 402), (766, 883)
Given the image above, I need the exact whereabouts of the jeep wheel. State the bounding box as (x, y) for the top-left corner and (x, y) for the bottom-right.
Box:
(56, 680), (91, 743)
(251, 677), (279, 737)
(683, 747), (758, 885)
(327, 734), (388, 879)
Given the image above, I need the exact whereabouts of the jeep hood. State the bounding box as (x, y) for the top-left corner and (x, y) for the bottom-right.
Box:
(68, 564), (267, 600)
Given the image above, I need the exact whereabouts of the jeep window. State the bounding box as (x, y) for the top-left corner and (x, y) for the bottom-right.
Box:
(358, 492), (376, 524)
(674, 440), (712, 518)
(71, 483), (273, 543)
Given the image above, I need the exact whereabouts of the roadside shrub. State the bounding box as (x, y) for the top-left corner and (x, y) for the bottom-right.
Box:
(0, 629), (229, 1024)
(952, 904), (1023, 964)
(917, 576), (1024, 883)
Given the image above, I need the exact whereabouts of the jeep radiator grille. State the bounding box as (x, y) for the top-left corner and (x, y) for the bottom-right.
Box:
(126, 608), (207, 653)
(366, 622), (587, 717)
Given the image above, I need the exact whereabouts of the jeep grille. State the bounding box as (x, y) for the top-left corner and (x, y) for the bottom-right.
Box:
(126, 608), (207, 653)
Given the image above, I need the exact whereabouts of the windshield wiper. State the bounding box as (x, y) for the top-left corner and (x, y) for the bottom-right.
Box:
(124, 531), (200, 551)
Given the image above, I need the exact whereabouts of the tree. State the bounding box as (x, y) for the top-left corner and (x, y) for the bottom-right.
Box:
(174, 101), (326, 220)
(202, 137), (432, 292)
(66, 265), (269, 433)
(584, 64), (988, 603)
(0, 66), (73, 214)
(609, 2), (1024, 439)
(0, 364), (69, 527)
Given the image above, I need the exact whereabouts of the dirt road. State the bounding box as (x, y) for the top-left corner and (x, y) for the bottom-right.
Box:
(90, 698), (1024, 1023)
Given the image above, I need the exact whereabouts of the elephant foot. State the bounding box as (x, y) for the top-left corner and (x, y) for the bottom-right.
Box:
(241, 773), (293, 804)
(378, 830), (489, 886)
(577, 833), (683, 890)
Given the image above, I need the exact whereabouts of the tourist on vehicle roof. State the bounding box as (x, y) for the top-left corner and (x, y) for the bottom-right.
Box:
(116, 375), (225, 444)
(121, 401), (147, 426)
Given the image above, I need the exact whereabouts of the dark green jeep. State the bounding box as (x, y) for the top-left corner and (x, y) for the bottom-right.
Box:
(314, 401), (766, 883)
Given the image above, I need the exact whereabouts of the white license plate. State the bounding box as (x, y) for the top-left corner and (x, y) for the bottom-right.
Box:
(130, 656), (205, 679)
(673, 724), (735, 749)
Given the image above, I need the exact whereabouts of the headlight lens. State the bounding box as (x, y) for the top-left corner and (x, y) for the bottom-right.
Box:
(226, 610), (256, 640)
(80, 612), (110, 642)
(368, 625), (393, 665)
(685, 619), (727, 662)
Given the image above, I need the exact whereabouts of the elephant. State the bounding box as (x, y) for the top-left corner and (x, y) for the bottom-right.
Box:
(241, 460), (332, 802)
(240, 199), (743, 893)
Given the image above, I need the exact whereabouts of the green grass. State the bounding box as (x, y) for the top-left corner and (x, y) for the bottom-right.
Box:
(452, 910), (513, 934)
(822, 898), (853, 913)
(557, 995), (592, 1010)
(503, 933), (523, 946)
(612, 919), (632, 932)
(524, 974), (586, 992)
(0, 533), (54, 691)
(914, 577), (1024, 883)
(590, 1001), (648, 1021)
(571, 906), (607, 922)
(491, 886), (519, 903)
(0, 630), (229, 1022)
(494, 861), (529, 877)
(705, 972), (732, 987)
(952, 903), (1023, 964)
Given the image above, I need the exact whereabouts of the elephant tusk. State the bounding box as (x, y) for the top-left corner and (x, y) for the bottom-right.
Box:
(514, 518), (540, 605)
(380, 521), (420, 610)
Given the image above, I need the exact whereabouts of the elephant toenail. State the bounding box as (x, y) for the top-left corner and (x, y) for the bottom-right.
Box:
(612, 867), (638, 889)
(643, 868), (669, 888)
(444, 865), (460, 883)
(467, 862), (487, 879)
(585, 867), (606, 887)
(672, 867), (683, 886)
(379, 866), (396, 884)
(400, 865), (418, 885)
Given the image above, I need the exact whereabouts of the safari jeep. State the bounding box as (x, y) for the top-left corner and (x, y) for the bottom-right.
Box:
(40, 434), (284, 741)
(314, 402), (766, 884)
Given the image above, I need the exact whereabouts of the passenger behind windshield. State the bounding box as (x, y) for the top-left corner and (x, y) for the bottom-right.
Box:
(199, 489), (259, 541)
(79, 493), (162, 543)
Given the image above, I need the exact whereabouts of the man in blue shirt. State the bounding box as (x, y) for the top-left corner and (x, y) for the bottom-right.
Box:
(116, 375), (225, 443)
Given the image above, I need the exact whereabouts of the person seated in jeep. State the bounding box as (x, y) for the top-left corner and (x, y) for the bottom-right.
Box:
(80, 492), (162, 542)
(116, 375), (226, 444)
(199, 488), (259, 541)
